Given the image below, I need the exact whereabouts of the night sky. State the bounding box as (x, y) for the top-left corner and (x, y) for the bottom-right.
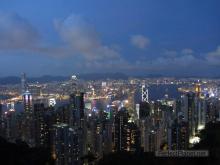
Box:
(0, 0), (220, 76)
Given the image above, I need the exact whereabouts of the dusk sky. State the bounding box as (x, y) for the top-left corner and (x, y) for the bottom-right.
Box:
(0, 0), (220, 76)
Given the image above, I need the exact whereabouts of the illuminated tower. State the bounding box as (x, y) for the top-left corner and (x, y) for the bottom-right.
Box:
(22, 90), (35, 146)
(33, 103), (50, 147)
(113, 107), (129, 152)
(70, 75), (78, 93)
(70, 92), (85, 125)
(23, 90), (33, 114)
(195, 80), (201, 98)
(21, 73), (28, 95)
(182, 92), (196, 138)
(141, 84), (149, 102)
(5, 109), (17, 140)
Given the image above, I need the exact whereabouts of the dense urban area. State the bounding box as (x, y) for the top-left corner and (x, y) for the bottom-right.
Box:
(0, 74), (220, 164)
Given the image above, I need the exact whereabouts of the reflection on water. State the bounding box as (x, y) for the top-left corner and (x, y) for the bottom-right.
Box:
(135, 84), (181, 102)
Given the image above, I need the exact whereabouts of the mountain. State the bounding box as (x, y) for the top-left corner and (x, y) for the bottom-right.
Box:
(0, 73), (129, 85)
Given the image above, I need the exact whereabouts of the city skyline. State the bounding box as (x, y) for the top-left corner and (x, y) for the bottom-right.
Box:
(1, 73), (219, 164)
(0, 0), (220, 76)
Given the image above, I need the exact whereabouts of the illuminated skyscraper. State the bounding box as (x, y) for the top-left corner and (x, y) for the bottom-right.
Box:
(169, 118), (189, 150)
(0, 104), (2, 136)
(52, 123), (80, 165)
(113, 107), (129, 152)
(70, 75), (78, 93)
(23, 90), (33, 114)
(21, 73), (28, 95)
(5, 109), (17, 141)
(195, 81), (202, 98)
(70, 92), (85, 127)
(181, 92), (197, 142)
(141, 84), (149, 102)
(22, 90), (34, 146)
(113, 107), (140, 152)
(33, 103), (50, 147)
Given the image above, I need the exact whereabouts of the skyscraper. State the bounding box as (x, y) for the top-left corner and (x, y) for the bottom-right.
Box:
(21, 73), (28, 95)
(141, 84), (149, 103)
(70, 92), (85, 127)
(0, 104), (2, 137)
(33, 103), (50, 147)
(52, 123), (80, 165)
(169, 119), (189, 150)
(113, 107), (131, 152)
(22, 90), (34, 146)
(182, 92), (196, 138)
(139, 101), (151, 120)
(23, 90), (33, 114)
(4, 109), (17, 141)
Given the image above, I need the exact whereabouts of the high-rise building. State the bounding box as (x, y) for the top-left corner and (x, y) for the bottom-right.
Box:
(21, 73), (28, 95)
(33, 103), (50, 147)
(113, 107), (140, 152)
(182, 92), (196, 138)
(169, 119), (189, 150)
(69, 92), (85, 127)
(196, 98), (206, 131)
(52, 123), (80, 165)
(141, 84), (149, 103)
(113, 107), (129, 152)
(29, 85), (42, 97)
(22, 90), (35, 146)
(4, 109), (17, 141)
(70, 75), (78, 93)
(103, 120), (113, 154)
(23, 90), (33, 114)
(195, 82), (202, 98)
(127, 122), (141, 152)
(0, 104), (3, 137)
(139, 101), (151, 120)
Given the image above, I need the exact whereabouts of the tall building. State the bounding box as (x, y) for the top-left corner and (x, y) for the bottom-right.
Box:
(0, 104), (3, 137)
(141, 84), (149, 103)
(22, 90), (35, 146)
(127, 122), (141, 152)
(169, 118), (189, 150)
(147, 129), (157, 152)
(29, 85), (42, 97)
(182, 92), (196, 138)
(102, 120), (113, 154)
(113, 107), (141, 152)
(33, 103), (50, 147)
(5, 109), (17, 141)
(52, 123), (80, 165)
(70, 75), (78, 93)
(21, 73), (28, 95)
(139, 101), (151, 120)
(196, 98), (206, 131)
(195, 82), (202, 98)
(69, 92), (85, 127)
(23, 90), (33, 114)
(113, 107), (129, 152)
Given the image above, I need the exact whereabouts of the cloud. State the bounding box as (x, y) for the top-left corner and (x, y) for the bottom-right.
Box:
(181, 48), (194, 55)
(130, 34), (150, 49)
(54, 14), (120, 61)
(1, 12), (219, 76)
(0, 12), (39, 50)
(164, 50), (177, 58)
(128, 48), (207, 76)
(206, 46), (220, 65)
(0, 12), (121, 62)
